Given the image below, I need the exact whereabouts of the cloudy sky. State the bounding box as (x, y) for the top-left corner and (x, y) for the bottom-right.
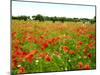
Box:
(12, 1), (95, 19)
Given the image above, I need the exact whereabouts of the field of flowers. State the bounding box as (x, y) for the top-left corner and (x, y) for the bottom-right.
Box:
(11, 20), (96, 74)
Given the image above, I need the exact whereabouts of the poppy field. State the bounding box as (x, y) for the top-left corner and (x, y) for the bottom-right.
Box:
(11, 20), (96, 74)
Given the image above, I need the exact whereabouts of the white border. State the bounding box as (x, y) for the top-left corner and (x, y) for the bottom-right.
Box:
(0, 0), (100, 75)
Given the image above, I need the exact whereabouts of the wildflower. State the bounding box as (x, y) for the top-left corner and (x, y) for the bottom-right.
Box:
(25, 55), (34, 63)
(84, 64), (91, 70)
(79, 41), (83, 45)
(40, 35), (44, 39)
(41, 43), (48, 50)
(15, 39), (20, 44)
(88, 34), (93, 39)
(87, 53), (92, 58)
(19, 67), (26, 73)
(12, 59), (18, 68)
(39, 53), (44, 59)
(62, 46), (69, 53)
(22, 52), (28, 57)
(69, 50), (75, 55)
(14, 50), (23, 58)
(78, 62), (83, 69)
(35, 60), (39, 63)
(24, 50), (38, 63)
(47, 39), (52, 44)
(45, 55), (52, 62)
(17, 64), (21, 68)
(25, 50), (38, 58)
(83, 48), (88, 54)
(12, 32), (17, 38)
(68, 59), (71, 62)
(88, 43), (94, 49)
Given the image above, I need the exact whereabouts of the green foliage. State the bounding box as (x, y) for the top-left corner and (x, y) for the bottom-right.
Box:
(12, 14), (96, 23)
(12, 20), (96, 74)
(12, 16), (30, 21)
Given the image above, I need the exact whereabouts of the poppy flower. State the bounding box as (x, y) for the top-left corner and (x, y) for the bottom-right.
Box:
(13, 44), (21, 51)
(33, 37), (38, 43)
(87, 53), (92, 58)
(62, 46), (69, 53)
(15, 39), (20, 44)
(25, 55), (34, 63)
(84, 64), (91, 70)
(39, 53), (46, 59)
(19, 67), (26, 73)
(14, 50), (23, 58)
(40, 35), (44, 39)
(21, 52), (28, 58)
(12, 59), (18, 68)
(47, 39), (52, 44)
(45, 55), (52, 62)
(78, 62), (83, 69)
(24, 50), (38, 63)
(83, 48), (88, 54)
(69, 50), (75, 55)
(12, 32), (17, 38)
(25, 50), (38, 58)
(27, 36), (33, 42)
(88, 42), (94, 49)
(41, 43), (48, 50)
(79, 41), (83, 45)
(88, 34), (93, 39)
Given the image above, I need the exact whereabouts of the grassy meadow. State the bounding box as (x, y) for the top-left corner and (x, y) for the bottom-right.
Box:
(12, 20), (96, 74)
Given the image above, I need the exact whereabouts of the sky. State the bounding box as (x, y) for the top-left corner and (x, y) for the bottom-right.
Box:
(12, 1), (95, 19)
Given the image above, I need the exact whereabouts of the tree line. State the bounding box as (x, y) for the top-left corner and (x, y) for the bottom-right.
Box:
(12, 14), (96, 24)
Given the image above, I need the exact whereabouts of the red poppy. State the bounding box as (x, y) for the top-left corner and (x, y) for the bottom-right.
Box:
(19, 67), (26, 73)
(47, 39), (52, 44)
(41, 43), (48, 50)
(12, 32), (17, 38)
(62, 46), (69, 53)
(15, 39), (20, 44)
(40, 35), (44, 39)
(87, 53), (92, 58)
(39, 53), (46, 59)
(33, 37), (38, 43)
(79, 41), (83, 45)
(12, 59), (18, 68)
(24, 50), (38, 63)
(45, 55), (52, 62)
(14, 50), (23, 58)
(13, 44), (20, 50)
(88, 42), (94, 49)
(26, 55), (34, 63)
(88, 34), (93, 39)
(83, 48), (88, 54)
(69, 50), (75, 55)
(78, 62), (83, 69)
(21, 52), (28, 58)
(25, 50), (38, 58)
(27, 36), (33, 42)
(84, 64), (91, 70)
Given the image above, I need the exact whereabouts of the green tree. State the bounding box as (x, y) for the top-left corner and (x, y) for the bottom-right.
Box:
(34, 14), (44, 22)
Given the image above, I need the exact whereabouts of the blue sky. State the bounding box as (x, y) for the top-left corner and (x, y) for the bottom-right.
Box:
(12, 1), (95, 19)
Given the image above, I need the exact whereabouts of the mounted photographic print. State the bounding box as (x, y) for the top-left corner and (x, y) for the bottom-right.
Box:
(11, 0), (96, 74)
